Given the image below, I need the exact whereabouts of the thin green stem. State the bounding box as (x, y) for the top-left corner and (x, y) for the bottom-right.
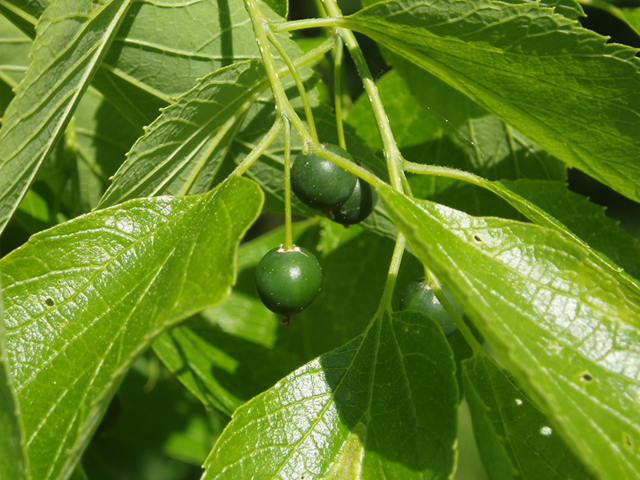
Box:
(433, 283), (483, 355)
(283, 117), (293, 249)
(244, 0), (311, 143)
(376, 234), (406, 314)
(321, 0), (404, 192)
(333, 35), (346, 149)
(402, 160), (488, 188)
(308, 143), (382, 187)
(266, 28), (318, 142)
(272, 17), (339, 33)
(232, 117), (283, 176)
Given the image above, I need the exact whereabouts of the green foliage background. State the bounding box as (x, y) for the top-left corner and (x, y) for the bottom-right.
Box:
(1, 0), (640, 479)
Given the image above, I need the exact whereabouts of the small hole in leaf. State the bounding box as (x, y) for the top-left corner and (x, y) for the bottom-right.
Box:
(473, 235), (482, 242)
(45, 298), (54, 307)
(581, 372), (593, 382)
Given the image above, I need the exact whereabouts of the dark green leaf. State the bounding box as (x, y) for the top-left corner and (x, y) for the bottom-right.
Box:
(204, 310), (458, 479)
(378, 185), (640, 480)
(1, 175), (262, 480)
(463, 353), (596, 480)
(347, 0), (640, 202)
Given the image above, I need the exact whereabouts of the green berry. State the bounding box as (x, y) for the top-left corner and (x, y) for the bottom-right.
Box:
(399, 280), (462, 336)
(255, 245), (322, 317)
(332, 178), (378, 225)
(291, 144), (357, 211)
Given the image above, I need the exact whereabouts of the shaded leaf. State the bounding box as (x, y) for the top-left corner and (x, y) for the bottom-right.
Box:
(1, 175), (262, 480)
(378, 185), (640, 480)
(347, 0), (640, 202)
(204, 310), (458, 479)
(0, 0), (134, 235)
(463, 353), (596, 480)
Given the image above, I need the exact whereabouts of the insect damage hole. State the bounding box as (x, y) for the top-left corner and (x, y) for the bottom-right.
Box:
(44, 298), (54, 307)
(473, 234), (482, 243)
(624, 433), (633, 449)
(581, 372), (593, 382)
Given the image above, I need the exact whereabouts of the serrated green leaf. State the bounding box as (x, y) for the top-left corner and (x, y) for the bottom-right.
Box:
(203, 310), (458, 479)
(347, 0), (640, 202)
(98, 60), (270, 208)
(500, 179), (640, 282)
(0, 0), (134, 235)
(378, 185), (640, 480)
(1, 175), (262, 480)
(0, 275), (29, 480)
(463, 353), (596, 480)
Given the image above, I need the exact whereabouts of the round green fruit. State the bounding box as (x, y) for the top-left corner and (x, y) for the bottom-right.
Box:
(255, 245), (322, 317)
(291, 144), (357, 211)
(332, 178), (377, 225)
(399, 280), (462, 336)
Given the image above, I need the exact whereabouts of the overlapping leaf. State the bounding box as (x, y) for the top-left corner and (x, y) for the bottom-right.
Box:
(0, 0), (133, 235)
(379, 185), (640, 480)
(0, 279), (28, 480)
(1, 175), (262, 480)
(98, 60), (271, 208)
(203, 310), (458, 479)
(347, 0), (640, 202)
(463, 353), (596, 479)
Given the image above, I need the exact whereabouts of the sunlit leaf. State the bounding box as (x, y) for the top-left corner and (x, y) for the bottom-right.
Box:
(379, 185), (640, 480)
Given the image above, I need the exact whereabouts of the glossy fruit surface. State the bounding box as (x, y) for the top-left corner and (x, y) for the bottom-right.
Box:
(255, 245), (322, 316)
(291, 144), (357, 211)
(399, 280), (462, 336)
(332, 178), (378, 225)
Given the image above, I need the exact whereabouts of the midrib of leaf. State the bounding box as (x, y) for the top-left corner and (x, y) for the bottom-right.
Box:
(0, 0), (134, 235)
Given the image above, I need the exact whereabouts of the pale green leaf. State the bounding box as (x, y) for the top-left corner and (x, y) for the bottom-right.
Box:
(203, 310), (458, 479)
(463, 353), (596, 480)
(378, 185), (640, 480)
(0, 0), (134, 235)
(0, 276), (28, 480)
(347, 0), (640, 202)
(387, 58), (567, 183)
(345, 69), (441, 152)
(1, 175), (262, 480)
